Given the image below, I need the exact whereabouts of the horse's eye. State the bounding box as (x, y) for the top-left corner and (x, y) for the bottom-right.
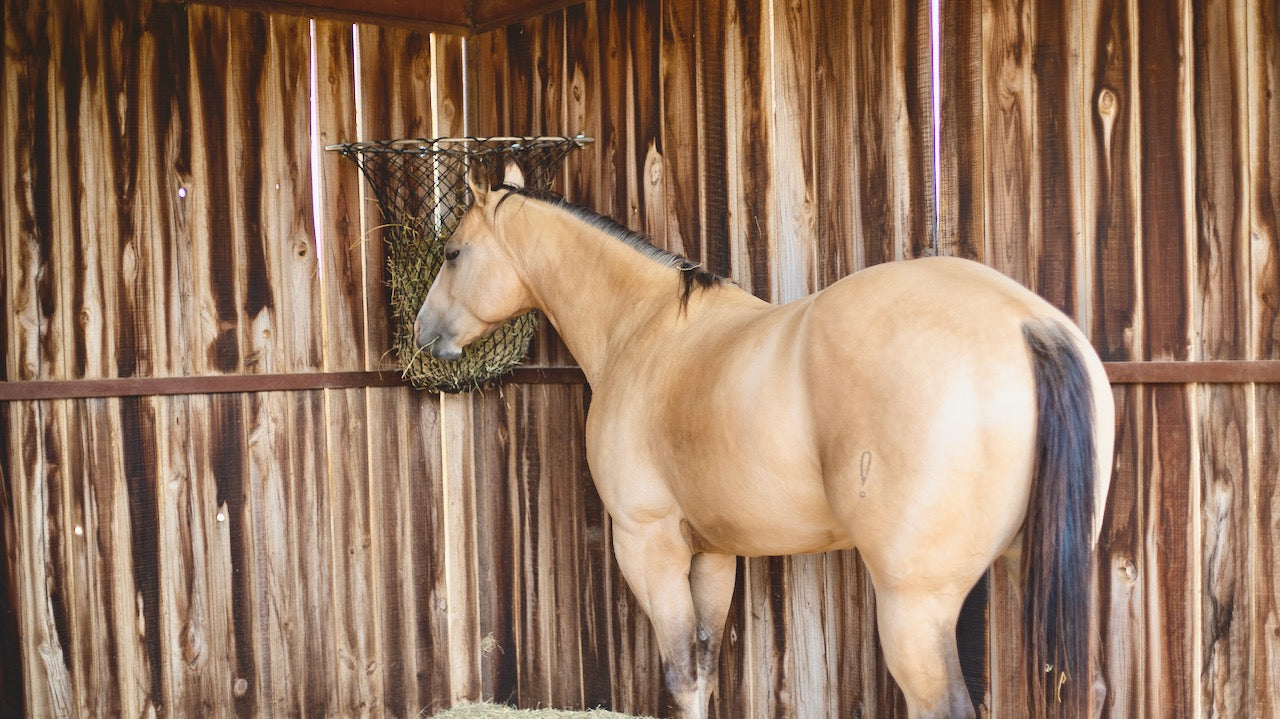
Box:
(445, 249), (460, 261)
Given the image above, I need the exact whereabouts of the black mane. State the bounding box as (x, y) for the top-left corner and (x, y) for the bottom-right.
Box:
(494, 184), (723, 309)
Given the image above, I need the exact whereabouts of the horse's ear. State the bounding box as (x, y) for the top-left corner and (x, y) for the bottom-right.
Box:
(502, 161), (526, 189)
(468, 166), (490, 207)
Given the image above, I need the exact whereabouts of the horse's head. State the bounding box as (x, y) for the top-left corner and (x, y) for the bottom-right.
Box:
(414, 162), (534, 360)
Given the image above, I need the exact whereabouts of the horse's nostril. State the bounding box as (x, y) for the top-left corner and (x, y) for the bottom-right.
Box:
(413, 318), (421, 341)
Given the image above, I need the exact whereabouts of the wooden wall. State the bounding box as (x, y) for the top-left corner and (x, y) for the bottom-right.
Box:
(1, 0), (1277, 718)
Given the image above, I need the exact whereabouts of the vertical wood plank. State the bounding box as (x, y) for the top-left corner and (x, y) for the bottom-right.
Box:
(2, 2), (61, 712)
(1248, 1), (1280, 716)
(314, 19), (368, 369)
(1198, 384), (1251, 717)
(212, 9), (325, 716)
(721, 0), (772, 298)
(28, 10), (100, 713)
(205, 391), (259, 716)
(1192, 0), (1250, 364)
(0, 410), (26, 715)
(1080, 1), (1145, 715)
(183, 8), (263, 710)
(285, 390), (339, 715)
(1251, 0), (1280, 364)
(471, 388), (519, 702)
(435, 30), (485, 709)
(1030, 0), (1082, 315)
(1096, 384), (1144, 716)
(900, 0), (936, 262)
(509, 386), (547, 703)
(165, 392), (239, 715)
(936, 0), (986, 262)
(660, 0), (699, 260)
(440, 391), (483, 707)
(356, 21), (451, 716)
(849, 0), (898, 270)
(1252, 383), (1280, 718)
(356, 21), (434, 366)
(1039, 2), (1080, 305)
(594, 0), (632, 233)
(1137, 0), (1191, 365)
(322, 387), (381, 716)
(565, 1), (601, 209)
(1145, 386), (1196, 715)
(766, 0), (816, 303)
(468, 26), (511, 140)
(406, 390), (453, 714)
(981, 0), (1035, 285)
(505, 384), (611, 710)
(185, 3), (236, 378)
(16, 405), (72, 719)
(694, 0), (732, 280)
(812, 0), (861, 285)
(261, 12), (332, 715)
(1084, 0), (1141, 362)
(1192, 3), (1253, 716)
(433, 33), (468, 138)
(504, 14), (557, 138)
(312, 19), (384, 717)
(115, 397), (163, 716)
(1, 0), (47, 385)
(627, 0), (661, 243)
(1138, 2), (1198, 713)
(36, 0), (78, 385)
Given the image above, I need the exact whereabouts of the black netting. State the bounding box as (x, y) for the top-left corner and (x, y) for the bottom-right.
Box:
(330, 135), (591, 393)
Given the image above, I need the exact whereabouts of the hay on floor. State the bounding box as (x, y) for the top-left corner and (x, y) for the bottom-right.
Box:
(427, 702), (655, 719)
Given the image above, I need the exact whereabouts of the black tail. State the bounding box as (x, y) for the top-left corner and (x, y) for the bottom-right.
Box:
(1020, 321), (1098, 718)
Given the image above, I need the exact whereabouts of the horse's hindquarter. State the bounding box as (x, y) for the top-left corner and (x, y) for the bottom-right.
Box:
(804, 258), (1050, 583)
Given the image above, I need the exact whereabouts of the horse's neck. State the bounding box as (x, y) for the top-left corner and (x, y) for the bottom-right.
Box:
(511, 204), (689, 383)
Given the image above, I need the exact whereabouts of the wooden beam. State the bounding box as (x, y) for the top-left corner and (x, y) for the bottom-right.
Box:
(3, 361), (1280, 401)
(1103, 360), (1280, 384)
(0, 367), (589, 400)
(167, 0), (586, 35)
(469, 0), (586, 34)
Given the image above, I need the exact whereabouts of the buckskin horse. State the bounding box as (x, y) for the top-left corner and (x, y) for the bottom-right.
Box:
(414, 164), (1114, 719)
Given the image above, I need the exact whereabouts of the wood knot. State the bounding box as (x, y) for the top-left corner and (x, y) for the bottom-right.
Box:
(1097, 87), (1117, 118)
(1114, 556), (1137, 585)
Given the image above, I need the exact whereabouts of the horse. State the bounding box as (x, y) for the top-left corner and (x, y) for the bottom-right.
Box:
(414, 163), (1115, 719)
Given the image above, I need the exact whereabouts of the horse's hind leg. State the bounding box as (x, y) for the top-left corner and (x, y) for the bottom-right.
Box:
(873, 585), (976, 719)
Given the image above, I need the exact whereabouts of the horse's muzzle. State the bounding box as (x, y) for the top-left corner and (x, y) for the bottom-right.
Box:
(414, 317), (464, 360)
(429, 342), (462, 361)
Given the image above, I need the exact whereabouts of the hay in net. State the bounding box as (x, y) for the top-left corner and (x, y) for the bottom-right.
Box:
(330, 135), (591, 393)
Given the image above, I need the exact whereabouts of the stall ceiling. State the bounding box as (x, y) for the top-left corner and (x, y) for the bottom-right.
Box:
(178, 0), (585, 34)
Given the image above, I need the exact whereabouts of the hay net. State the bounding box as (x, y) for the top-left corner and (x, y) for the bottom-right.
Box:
(330, 135), (591, 393)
